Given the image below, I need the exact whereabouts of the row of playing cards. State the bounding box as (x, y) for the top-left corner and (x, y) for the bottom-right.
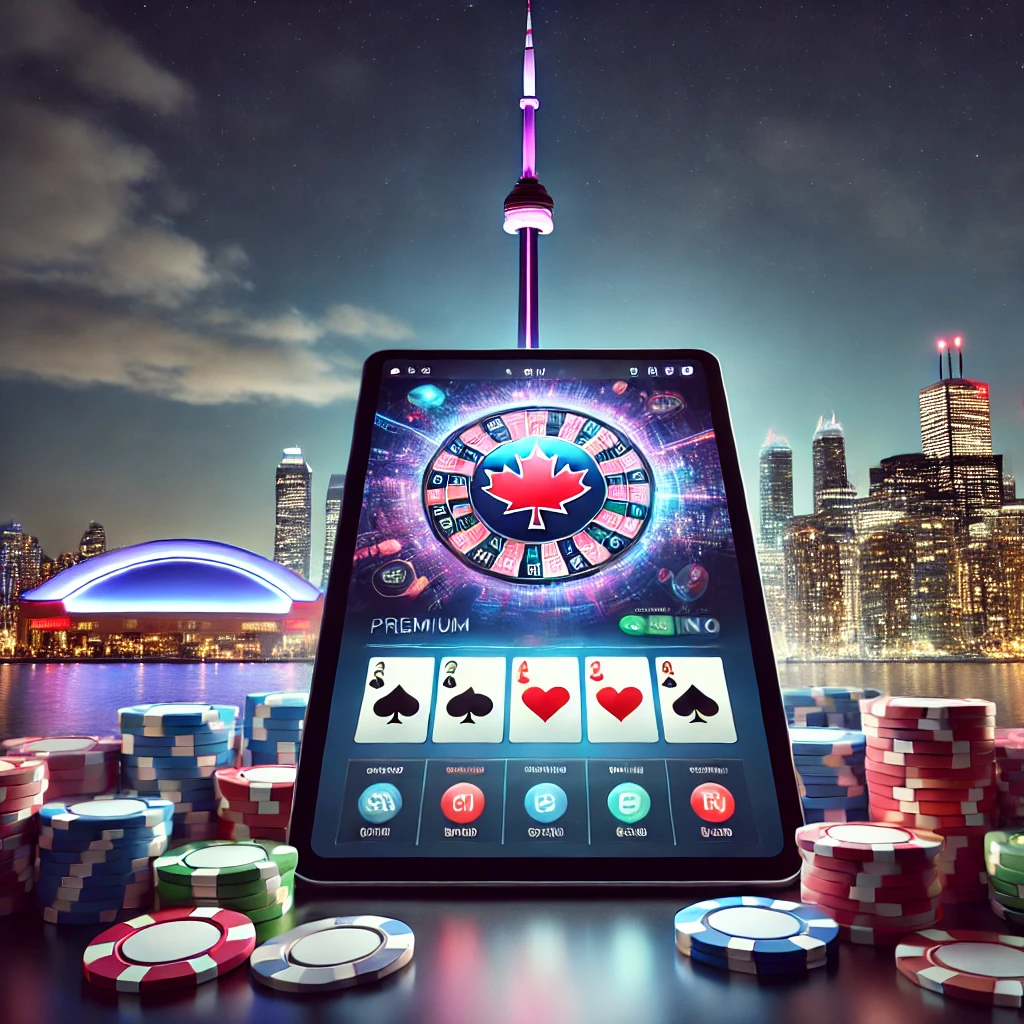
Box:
(352, 656), (737, 744)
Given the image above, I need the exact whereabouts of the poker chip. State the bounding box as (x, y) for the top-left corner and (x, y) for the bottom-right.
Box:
(862, 697), (995, 721)
(250, 915), (414, 992)
(214, 766), (296, 803)
(120, 731), (234, 756)
(991, 899), (1024, 932)
(3, 736), (120, 767)
(866, 735), (994, 756)
(159, 875), (292, 913)
(118, 704), (239, 731)
(36, 837), (170, 864)
(43, 904), (129, 926)
(896, 928), (1024, 1007)
(40, 796), (174, 834)
(796, 822), (943, 864)
(0, 758), (47, 788)
(82, 906), (255, 992)
(154, 839), (298, 887)
(789, 728), (865, 757)
(217, 821), (288, 842)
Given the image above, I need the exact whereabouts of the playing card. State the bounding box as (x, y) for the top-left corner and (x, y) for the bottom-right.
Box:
(508, 656), (581, 743)
(655, 657), (737, 744)
(354, 656), (435, 743)
(431, 657), (507, 743)
(583, 656), (658, 743)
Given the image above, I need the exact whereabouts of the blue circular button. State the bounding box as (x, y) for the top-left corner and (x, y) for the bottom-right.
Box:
(524, 782), (568, 823)
(358, 782), (403, 823)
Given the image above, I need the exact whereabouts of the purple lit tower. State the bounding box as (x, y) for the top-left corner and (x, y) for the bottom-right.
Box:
(503, 1), (554, 349)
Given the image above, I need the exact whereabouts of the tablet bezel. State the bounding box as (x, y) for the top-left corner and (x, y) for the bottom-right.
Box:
(290, 347), (803, 886)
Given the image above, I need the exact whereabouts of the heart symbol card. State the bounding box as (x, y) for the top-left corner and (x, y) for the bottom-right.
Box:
(655, 656), (736, 744)
(583, 656), (658, 742)
(509, 656), (581, 743)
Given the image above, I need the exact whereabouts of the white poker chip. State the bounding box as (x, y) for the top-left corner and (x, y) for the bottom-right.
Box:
(250, 915), (414, 992)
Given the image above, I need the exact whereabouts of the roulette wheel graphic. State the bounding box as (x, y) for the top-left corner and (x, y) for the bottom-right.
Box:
(423, 407), (653, 583)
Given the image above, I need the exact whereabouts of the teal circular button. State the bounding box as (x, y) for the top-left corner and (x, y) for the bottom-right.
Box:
(524, 783), (568, 823)
(358, 782), (403, 823)
(607, 782), (650, 824)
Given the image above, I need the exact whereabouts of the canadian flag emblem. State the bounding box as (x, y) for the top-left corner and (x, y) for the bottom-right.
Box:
(482, 443), (591, 530)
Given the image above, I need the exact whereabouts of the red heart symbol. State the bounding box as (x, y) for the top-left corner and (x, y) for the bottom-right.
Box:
(522, 686), (570, 723)
(596, 686), (643, 722)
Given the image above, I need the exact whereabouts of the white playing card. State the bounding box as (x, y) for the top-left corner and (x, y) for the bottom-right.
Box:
(508, 656), (581, 743)
(431, 657), (506, 743)
(583, 656), (658, 743)
(656, 656), (737, 743)
(354, 656), (435, 743)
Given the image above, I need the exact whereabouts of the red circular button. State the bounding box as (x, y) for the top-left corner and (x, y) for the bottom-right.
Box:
(441, 783), (485, 824)
(690, 783), (735, 823)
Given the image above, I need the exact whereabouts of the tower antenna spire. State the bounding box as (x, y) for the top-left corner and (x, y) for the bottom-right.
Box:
(503, 0), (554, 349)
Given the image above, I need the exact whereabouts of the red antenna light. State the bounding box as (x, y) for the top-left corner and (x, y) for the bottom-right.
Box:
(953, 336), (962, 347)
(954, 335), (963, 377)
(937, 339), (945, 379)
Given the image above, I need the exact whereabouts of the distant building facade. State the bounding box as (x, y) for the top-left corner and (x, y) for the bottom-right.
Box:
(274, 448), (312, 581)
(320, 473), (346, 589)
(79, 522), (106, 559)
(758, 432), (793, 548)
(812, 414), (853, 513)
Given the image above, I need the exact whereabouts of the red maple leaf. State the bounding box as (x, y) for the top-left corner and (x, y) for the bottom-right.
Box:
(482, 443), (591, 530)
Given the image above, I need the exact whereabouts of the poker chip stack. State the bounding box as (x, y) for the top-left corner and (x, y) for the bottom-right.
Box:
(984, 830), (1024, 931)
(674, 895), (839, 976)
(118, 703), (238, 842)
(214, 765), (295, 843)
(0, 756), (48, 917)
(796, 820), (944, 945)
(35, 795), (173, 925)
(240, 691), (307, 768)
(152, 838), (297, 941)
(783, 687), (881, 731)
(861, 696), (996, 905)
(789, 727), (868, 823)
(2, 736), (119, 802)
(994, 729), (1024, 827)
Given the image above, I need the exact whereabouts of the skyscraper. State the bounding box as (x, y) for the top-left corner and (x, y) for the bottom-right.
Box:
(783, 516), (847, 656)
(758, 430), (793, 548)
(320, 473), (346, 589)
(0, 521), (24, 639)
(274, 448), (312, 580)
(919, 340), (1002, 528)
(503, 1), (554, 349)
(79, 521), (106, 559)
(812, 414), (853, 512)
(859, 523), (915, 657)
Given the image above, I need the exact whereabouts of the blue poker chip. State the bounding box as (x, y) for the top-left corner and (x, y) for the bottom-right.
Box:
(120, 733), (233, 756)
(38, 835), (170, 861)
(789, 728), (866, 756)
(243, 738), (300, 754)
(40, 904), (136, 926)
(35, 876), (150, 904)
(38, 827), (170, 853)
(245, 720), (304, 739)
(118, 703), (238, 730)
(674, 896), (839, 964)
(38, 855), (154, 879)
(245, 691), (308, 719)
(120, 720), (236, 740)
(685, 943), (830, 976)
(122, 764), (222, 782)
(39, 796), (174, 834)
(120, 749), (234, 770)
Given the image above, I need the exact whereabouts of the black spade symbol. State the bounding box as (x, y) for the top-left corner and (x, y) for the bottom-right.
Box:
(672, 684), (719, 723)
(442, 674), (458, 690)
(661, 675), (678, 689)
(369, 662), (386, 689)
(373, 684), (420, 724)
(446, 687), (494, 724)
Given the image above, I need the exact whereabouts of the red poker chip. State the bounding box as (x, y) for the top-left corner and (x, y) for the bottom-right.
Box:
(865, 750), (992, 772)
(216, 809), (291, 827)
(215, 820), (288, 842)
(860, 697), (995, 721)
(995, 728), (1024, 753)
(865, 735), (994, 757)
(869, 806), (990, 830)
(0, 758), (47, 788)
(45, 762), (117, 782)
(864, 724), (996, 745)
(795, 821), (943, 865)
(801, 869), (942, 904)
(802, 861), (939, 891)
(866, 762), (996, 783)
(941, 870), (988, 887)
(82, 907), (256, 993)
(998, 781), (1024, 796)
(798, 882), (941, 918)
(215, 796), (292, 815)
(798, 851), (920, 877)
(868, 782), (994, 804)
(864, 772), (995, 795)
(867, 792), (996, 816)
(838, 918), (940, 946)
(799, 891), (941, 930)
(2, 737), (120, 771)
(213, 766), (295, 804)
(0, 779), (49, 803)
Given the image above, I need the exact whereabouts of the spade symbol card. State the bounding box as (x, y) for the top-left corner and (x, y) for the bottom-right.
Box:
(509, 657), (581, 743)
(354, 656), (435, 743)
(656, 657), (736, 744)
(431, 657), (506, 744)
(583, 656), (658, 743)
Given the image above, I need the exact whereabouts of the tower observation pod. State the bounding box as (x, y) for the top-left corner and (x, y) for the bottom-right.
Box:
(503, 1), (554, 349)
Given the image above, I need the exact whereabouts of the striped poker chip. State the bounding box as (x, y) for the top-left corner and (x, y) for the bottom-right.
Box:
(674, 896), (838, 964)
(684, 943), (829, 976)
(861, 697), (996, 721)
(121, 751), (234, 770)
(802, 869), (942, 904)
(869, 807), (990, 830)
(866, 750), (990, 771)
(40, 796), (174, 834)
(991, 899), (1024, 931)
(870, 782), (993, 803)
(82, 906), (255, 992)
(214, 765), (296, 803)
(798, 782), (866, 798)
(896, 928), (1024, 1007)
(2, 736), (120, 770)
(0, 758), (47, 788)
(118, 704), (239, 731)
(120, 729), (235, 756)
(863, 722), (995, 745)
(996, 729), (1024, 756)
(986, 831), (1024, 874)
(217, 820), (288, 842)
(789, 728), (865, 757)
(158, 875), (291, 913)
(246, 691), (309, 719)
(250, 915), (414, 992)
(798, 879), (941, 918)
(865, 735), (994, 756)
(218, 796), (290, 816)
(157, 865), (286, 901)
(795, 822), (943, 864)
(154, 839), (298, 887)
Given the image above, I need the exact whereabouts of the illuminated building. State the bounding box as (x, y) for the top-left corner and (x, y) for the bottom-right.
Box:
(503, 1), (554, 349)
(1005, 472), (1017, 503)
(813, 414), (853, 513)
(274, 447), (312, 580)
(758, 431), (793, 548)
(79, 521), (106, 559)
(868, 454), (948, 516)
(961, 507), (1024, 653)
(320, 473), (346, 588)
(18, 539), (323, 660)
(783, 516), (846, 656)
(859, 523), (914, 657)
(20, 535), (42, 594)
(907, 518), (961, 653)
(0, 521), (24, 641)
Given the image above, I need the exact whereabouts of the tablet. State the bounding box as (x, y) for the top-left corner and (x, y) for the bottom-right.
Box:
(291, 349), (802, 885)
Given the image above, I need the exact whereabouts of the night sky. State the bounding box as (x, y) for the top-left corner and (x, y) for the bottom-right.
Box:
(1, 0), (1021, 570)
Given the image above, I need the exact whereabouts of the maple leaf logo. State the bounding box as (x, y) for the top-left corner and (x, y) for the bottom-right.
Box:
(482, 443), (591, 530)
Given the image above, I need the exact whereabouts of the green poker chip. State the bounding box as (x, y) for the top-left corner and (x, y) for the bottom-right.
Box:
(989, 860), (1024, 886)
(246, 886), (295, 925)
(153, 839), (298, 887)
(253, 907), (298, 945)
(986, 831), (1024, 875)
(155, 864), (284, 900)
(158, 870), (294, 912)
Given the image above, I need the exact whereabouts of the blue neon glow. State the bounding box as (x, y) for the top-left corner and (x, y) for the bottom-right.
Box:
(22, 539), (321, 613)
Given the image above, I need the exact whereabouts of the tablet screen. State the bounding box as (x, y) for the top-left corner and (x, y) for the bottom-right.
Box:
(306, 353), (792, 875)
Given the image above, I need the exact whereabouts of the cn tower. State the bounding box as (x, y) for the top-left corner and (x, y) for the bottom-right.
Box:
(503, 1), (554, 349)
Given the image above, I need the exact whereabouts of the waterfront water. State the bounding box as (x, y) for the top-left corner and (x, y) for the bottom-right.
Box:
(0, 659), (1021, 739)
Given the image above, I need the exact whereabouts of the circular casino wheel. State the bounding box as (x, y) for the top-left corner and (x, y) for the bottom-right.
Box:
(423, 407), (652, 582)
